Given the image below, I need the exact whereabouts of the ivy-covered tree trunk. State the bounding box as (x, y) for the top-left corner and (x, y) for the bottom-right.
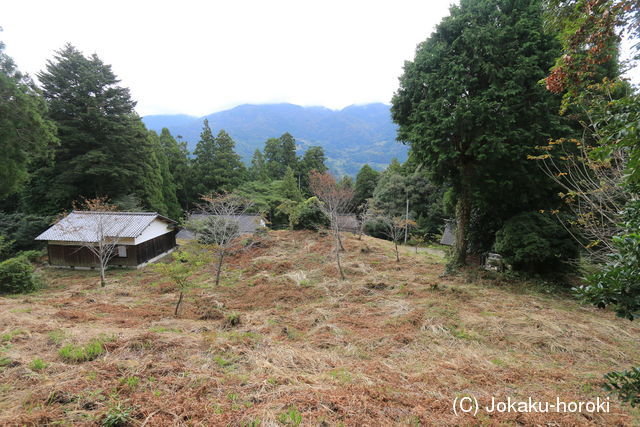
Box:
(453, 162), (473, 266)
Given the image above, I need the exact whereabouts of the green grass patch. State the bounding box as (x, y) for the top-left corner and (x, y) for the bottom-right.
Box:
(149, 326), (181, 333)
(47, 329), (66, 345)
(30, 358), (47, 371)
(1, 329), (26, 342)
(59, 339), (105, 363)
(278, 406), (302, 426)
(329, 368), (353, 384)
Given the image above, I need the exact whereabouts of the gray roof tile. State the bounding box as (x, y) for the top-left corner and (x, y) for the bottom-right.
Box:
(35, 211), (176, 242)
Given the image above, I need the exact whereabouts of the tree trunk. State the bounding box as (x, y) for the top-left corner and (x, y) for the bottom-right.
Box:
(394, 241), (400, 262)
(99, 264), (106, 288)
(336, 229), (345, 251)
(453, 164), (472, 266)
(174, 291), (183, 316)
(332, 221), (345, 279)
(404, 196), (409, 244)
(336, 242), (345, 279)
(215, 251), (225, 286)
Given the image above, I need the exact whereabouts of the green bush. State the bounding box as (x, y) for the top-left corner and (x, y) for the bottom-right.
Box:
(576, 200), (640, 321)
(363, 217), (388, 239)
(0, 255), (41, 294)
(0, 235), (14, 261)
(291, 197), (330, 231)
(493, 212), (579, 275)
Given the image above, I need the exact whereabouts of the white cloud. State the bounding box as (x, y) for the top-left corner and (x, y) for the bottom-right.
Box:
(2, 0), (456, 116)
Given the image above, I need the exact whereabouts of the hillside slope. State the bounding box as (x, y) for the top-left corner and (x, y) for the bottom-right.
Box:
(1, 231), (639, 425)
(142, 103), (407, 176)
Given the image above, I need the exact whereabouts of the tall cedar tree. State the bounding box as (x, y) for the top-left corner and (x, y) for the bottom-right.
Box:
(391, 0), (565, 265)
(264, 132), (298, 179)
(31, 44), (166, 214)
(280, 166), (303, 201)
(158, 128), (191, 210)
(192, 122), (245, 196)
(353, 164), (380, 209)
(299, 146), (328, 194)
(249, 149), (270, 182)
(0, 37), (57, 200)
(191, 119), (217, 197)
(211, 130), (246, 192)
(149, 130), (182, 219)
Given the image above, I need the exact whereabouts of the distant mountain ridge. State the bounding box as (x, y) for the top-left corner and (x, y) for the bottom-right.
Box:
(142, 103), (407, 176)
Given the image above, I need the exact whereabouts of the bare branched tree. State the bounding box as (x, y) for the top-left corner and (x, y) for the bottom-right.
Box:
(190, 193), (254, 286)
(309, 170), (355, 279)
(59, 197), (130, 287)
(368, 207), (416, 262)
(356, 199), (374, 240)
(536, 139), (629, 263)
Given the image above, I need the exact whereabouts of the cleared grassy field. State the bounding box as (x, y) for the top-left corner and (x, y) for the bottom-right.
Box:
(1, 230), (639, 425)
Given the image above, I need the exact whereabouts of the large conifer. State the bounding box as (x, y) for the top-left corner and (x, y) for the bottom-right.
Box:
(31, 44), (166, 213)
(392, 0), (566, 264)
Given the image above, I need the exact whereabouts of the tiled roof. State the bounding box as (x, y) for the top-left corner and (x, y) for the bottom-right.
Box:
(35, 211), (176, 242)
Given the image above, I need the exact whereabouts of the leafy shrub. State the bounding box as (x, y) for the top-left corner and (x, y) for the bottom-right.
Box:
(59, 339), (105, 363)
(291, 197), (330, 231)
(102, 402), (133, 427)
(0, 235), (14, 261)
(363, 217), (388, 239)
(576, 200), (640, 321)
(603, 367), (640, 407)
(0, 255), (41, 294)
(493, 212), (579, 275)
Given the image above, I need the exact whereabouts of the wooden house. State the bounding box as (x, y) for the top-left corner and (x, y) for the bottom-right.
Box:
(35, 211), (178, 269)
(336, 214), (360, 233)
(176, 214), (266, 240)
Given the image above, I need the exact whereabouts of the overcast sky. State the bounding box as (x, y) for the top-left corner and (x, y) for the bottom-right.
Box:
(2, 0), (456, 117)
(3, 1), (637, 117)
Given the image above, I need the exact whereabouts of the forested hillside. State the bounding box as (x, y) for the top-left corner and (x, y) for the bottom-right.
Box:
(142, 103), (406, 176)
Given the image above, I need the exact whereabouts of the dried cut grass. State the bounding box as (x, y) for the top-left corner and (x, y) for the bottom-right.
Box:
(0, 231), (639, 425)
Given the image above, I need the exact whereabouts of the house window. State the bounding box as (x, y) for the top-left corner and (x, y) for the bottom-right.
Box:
(117, 246), (127, 258)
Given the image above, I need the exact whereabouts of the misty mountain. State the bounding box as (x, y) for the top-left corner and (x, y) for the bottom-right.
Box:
(142, 103), (407, 176)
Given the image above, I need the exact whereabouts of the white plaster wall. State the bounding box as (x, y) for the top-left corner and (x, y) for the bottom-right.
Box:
(134, 219), (172, 244)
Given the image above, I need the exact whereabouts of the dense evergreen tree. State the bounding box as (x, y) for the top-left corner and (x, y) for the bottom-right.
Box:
(192, 122), (246, 197)
(249, 149), (269, 182)
(298, 146), (327, 194)
(369, 160), (444, 239)
(264, 132), (298, 179)
(353, 164), (379, 209)
(191, 119), (218, 197)
(149, 131), (182, 219)
(392, 0), (566, 265)
(158, 128), (190, 211)
(211, 130), (246, 192)
(280, 166), (303, 202)
(0, 37), (57, 200)
(28, 44), (166, 214)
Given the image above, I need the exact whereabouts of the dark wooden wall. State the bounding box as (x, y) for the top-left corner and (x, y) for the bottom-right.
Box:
(135, 231), (177, 265)
(47, 231), (177, 268)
